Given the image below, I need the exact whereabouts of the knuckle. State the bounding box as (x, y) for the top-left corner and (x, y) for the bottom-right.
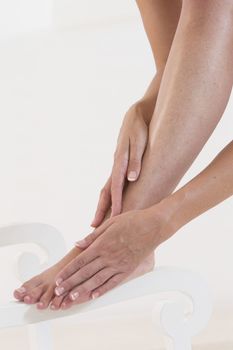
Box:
(79, 271), (89, 282)
(76, 257), (85, 268)
(110, 275), (120, 286)
(130, 156), (140, 165)
(93, 273), (104, 286)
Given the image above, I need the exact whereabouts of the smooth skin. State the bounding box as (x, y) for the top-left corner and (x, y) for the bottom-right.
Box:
(14, 0), (233, 309)
(53, 0), (233, 306)
(57, 140), (233, 302)
(14, 0), (182, 309)
(91, 0), (182, 224)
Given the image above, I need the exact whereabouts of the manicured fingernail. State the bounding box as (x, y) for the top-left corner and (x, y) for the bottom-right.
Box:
(55, 286), (65, 296)
(16, 287), (26, 294)
(92, 292), (99, 299)
(128, 171), (137, 181)
(75, 239), (86, 247)
(55, 278), (63, 286)
(70, 291), (79, 301)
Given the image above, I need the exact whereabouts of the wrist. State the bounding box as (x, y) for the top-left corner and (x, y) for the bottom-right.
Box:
(132, 71), (164, 125)
(145, 189), (188, 246)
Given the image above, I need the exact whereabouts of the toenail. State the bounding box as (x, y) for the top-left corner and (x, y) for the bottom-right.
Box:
(24, 296), (31, 303)
(92, 292), (99, 299)
(55, 286), (65, 296)
(70, 292), (79, 301)
(50, 304), (56, 310)
(55, 278), (63, 286)
(17, 287), (26, 294)
(37, 302), (44, 308)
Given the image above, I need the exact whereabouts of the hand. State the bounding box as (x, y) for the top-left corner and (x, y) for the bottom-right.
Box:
(91, 103), (149, 227)
(54, 207), (167, 302)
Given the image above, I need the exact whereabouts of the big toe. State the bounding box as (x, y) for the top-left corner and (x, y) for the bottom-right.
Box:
(14, 276), (41, 301)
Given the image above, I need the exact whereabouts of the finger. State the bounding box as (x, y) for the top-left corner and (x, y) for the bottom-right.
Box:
(61, 288), (93, 309)
(127, 138), (146, 182)
(54, 257), (104, 296)
(91, 177), (112, 228)
(91, 273), (125, 299)
(111, 147), (129, 217)
(68, 268), (114, 302)
(55, 248), (96, 287)
(49, 294), (66, 310)
(75, 217), (114, 249)
(37, 286), (55, 310)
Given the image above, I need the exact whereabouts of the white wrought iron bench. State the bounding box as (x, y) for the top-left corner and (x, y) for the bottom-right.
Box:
(0, 223), (213, 350)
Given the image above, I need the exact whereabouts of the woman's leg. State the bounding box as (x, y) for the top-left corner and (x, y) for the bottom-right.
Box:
(14, 0), (182, 309)
(123, 0), (233, 213)
(119, 0), (233, 278)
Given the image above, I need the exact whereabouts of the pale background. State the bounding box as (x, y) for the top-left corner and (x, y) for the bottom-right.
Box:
(0, 1), (232, 349)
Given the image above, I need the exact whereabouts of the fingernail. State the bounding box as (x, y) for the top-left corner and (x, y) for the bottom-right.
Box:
(16, 287), (26, 294)
(50, 304), (56, 310)
(70, 291), (79, 301)
(55, 278), (63, 286)
(128, 171), (137, 181)
(55, 286), (65, 296)
(92, 292), (99, 299)
(75, 239), (86, 248)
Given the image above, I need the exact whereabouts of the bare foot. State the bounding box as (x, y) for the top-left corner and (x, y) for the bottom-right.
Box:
(13, 247), (154, 310)
(13, 246), (89, 310)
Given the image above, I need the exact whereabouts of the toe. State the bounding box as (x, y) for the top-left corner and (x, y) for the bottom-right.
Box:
(37, 287), (55, 310)
(14, 276), (41, 301)
(23, 285), (44, 304)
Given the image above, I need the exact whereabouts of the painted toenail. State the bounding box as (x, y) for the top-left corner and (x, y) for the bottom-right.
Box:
(55, 286), (65, 296)
(70, 292), (79, 301)
(92, 292), (99, 299)
(55, 278), (63, 286)
(17, 287), (26, 294)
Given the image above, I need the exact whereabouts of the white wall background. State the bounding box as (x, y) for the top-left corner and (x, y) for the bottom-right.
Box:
(0, 1), (232, 346)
